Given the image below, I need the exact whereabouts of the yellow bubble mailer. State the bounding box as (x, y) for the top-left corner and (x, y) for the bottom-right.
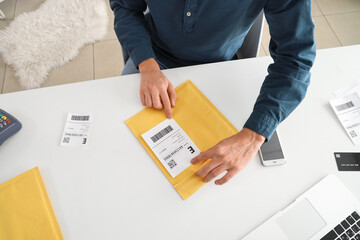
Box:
(0, 167), (63, 240)
(126, 80), (238, 200)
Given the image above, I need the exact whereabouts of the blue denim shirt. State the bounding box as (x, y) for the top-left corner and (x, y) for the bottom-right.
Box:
(110, 0), (316, 140)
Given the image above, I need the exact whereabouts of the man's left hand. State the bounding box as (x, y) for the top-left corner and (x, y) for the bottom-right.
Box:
(191, 128), (265, 185)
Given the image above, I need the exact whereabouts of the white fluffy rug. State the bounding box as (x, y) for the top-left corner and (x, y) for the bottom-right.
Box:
(0, 0), (108, 89)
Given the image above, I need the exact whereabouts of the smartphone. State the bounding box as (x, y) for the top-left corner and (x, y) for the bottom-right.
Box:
(259, 131), (286, 166)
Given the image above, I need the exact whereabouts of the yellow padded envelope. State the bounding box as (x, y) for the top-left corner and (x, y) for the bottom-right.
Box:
(126, 80), (238, 200)
(0, 167), (63, 240)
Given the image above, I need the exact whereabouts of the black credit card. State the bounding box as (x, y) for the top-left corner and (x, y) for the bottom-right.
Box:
(334, 152), (360, 171)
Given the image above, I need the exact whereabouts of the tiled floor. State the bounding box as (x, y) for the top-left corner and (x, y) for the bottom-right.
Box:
(0, 0), (360, 94)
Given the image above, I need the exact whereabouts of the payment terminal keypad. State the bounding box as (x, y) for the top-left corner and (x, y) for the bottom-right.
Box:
(0, 109), (22, 146)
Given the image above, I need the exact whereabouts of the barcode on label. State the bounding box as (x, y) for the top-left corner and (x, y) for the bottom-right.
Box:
(71, 115), (90, 121)
(335, 101), (354, 111)
(151, 125), (173, 143)
(167, 159), (177, 169)
(350, 130), (357, 138)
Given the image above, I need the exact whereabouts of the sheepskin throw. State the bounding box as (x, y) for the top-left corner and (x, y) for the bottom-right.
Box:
(0, 0), (108, 89)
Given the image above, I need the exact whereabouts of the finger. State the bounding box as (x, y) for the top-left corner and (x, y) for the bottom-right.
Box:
(203, 164), (227, 183)
(145, 93), (152, 107)
(196, 159), (222, 178)
(140, 90), (146, 106)
(160, 90), (172, 118)
(151, 92), (163, 110)
(191, 149), (214, 164)
(167, 83), (177, 107)
(215, 168), (239, 185)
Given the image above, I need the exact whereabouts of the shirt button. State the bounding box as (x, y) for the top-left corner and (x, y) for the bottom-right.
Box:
(187, 12), (191, 17)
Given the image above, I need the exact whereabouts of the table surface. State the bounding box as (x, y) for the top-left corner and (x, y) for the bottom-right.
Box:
(1, 45), (360, 240)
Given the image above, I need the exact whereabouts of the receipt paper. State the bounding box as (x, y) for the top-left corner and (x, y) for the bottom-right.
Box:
(330, 92), (360, 145)
(60, 113), (93, 147)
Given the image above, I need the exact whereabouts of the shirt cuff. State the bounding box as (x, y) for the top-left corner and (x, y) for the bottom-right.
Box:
(129, 45), (156, 69)
(243, 111), (279, 141)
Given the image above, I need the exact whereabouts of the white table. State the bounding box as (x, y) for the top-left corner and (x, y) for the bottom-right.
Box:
(0, 46), (359, 240)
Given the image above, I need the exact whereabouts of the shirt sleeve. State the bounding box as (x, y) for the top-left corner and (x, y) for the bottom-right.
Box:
(110, 0), (156, 67)
(243, 0), (316, 140)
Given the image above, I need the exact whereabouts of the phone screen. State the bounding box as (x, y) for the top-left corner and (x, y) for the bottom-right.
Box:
(260, 131), (284, 161)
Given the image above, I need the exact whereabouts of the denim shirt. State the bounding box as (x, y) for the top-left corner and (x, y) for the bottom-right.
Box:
(110, 0), (316, 140)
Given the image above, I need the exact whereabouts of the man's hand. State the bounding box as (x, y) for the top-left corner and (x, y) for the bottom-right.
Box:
(191, 128), (265, 185)
(139, 58), (177, 118)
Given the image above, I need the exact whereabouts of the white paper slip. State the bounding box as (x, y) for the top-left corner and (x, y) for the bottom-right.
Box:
(60, 113), (93, 147)
(141, 119), (200, 178)
(329, 92), (360, 145)
(333, 78), (360, 98)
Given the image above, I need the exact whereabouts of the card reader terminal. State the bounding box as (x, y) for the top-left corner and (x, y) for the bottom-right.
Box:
(0, 109), (22, 146)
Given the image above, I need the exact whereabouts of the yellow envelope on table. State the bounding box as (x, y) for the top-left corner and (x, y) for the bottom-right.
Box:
(126, 80), (238, 200)
(0, 167), (63, 240)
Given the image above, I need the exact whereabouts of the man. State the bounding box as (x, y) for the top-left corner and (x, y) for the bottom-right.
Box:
(110, 0), (316, 185)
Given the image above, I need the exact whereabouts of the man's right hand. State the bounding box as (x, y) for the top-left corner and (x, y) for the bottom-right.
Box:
(139, 58), (177, 118)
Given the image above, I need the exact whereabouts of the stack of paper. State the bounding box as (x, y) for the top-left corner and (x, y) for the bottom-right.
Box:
(330, 79), (360, 145)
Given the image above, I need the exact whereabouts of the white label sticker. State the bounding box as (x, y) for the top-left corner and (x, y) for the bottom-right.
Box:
(330, 92), (360, 145)
(141, 119), (200, 178)
(60, 113), (93, 147)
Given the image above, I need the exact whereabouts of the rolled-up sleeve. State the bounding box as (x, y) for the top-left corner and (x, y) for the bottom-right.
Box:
(110, 0), (155, 67)
(244, 0), (316, 140)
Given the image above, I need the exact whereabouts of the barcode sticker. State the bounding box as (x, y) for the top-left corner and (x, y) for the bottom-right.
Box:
(141, 119), (200, 178)
(71, 115), (90, 121)
(151, 125), (173, 143)
(335, 101), (354, 112)
(60, 113), (93, 147)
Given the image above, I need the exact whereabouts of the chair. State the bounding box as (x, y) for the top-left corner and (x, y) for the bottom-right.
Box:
(236, 10), (264, 59)
(122, 10), (264, 64)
